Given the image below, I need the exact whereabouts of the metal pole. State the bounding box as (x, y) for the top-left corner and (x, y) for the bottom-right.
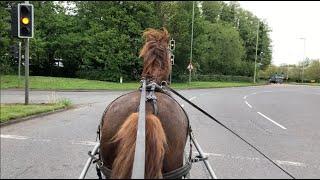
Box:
(302, 38), (306, 83)
(287, 64), (289, 83)
(24, 39), (29, 105)
(24, 0), (30, 105)
(189, 1), (195, 84)
(299, 37), (306, 83)
(253, 21), (260, 84)
(18, 41), (21, 87)
(191, 133), (217, 179)
(79, 143), (100, 179)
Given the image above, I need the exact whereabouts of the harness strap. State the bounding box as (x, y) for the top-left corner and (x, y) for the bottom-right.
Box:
(96, 80), (194, 179)
(98, 161), (192, 179)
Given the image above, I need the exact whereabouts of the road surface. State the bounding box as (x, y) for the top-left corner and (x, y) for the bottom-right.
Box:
(1, 84), (320, 179)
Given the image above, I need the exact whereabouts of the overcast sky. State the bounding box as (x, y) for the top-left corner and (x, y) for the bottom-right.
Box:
(237, 1), (320, 65)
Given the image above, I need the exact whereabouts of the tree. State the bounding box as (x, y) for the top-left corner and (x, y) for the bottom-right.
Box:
(305, 60), (320, 82)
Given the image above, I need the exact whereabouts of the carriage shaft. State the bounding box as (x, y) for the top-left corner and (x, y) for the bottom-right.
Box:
(191, 134), (217, 179)
(79, 143), (100, 179)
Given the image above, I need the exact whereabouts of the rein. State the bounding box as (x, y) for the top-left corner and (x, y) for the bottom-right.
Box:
(164, 84), (295, 179)
(132, 80), (147, 179)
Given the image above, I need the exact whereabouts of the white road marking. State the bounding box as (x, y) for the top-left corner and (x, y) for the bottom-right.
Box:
(2, 134), (311, 169)
(71, 141), (98, 146)
(245, 101), (252, 108)
(257, 112), (287, 130)
(251, 92), (257, 95)
(276, 160), (307, 167)
(0, 134), (28, 140)
(181, 104), (185, 107)
(1, 134), (96, 146)
(189, 96), (197, 101)
(263, 91), (273, 93)
(243, 95), (247, 99)
(196, 152), (307, 168)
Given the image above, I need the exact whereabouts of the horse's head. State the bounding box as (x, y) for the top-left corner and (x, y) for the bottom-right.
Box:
(139, 28), (172, 84)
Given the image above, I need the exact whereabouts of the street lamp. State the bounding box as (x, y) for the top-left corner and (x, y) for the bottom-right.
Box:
(253, 20), (260, 83)
(189, 1), (195, 84)
(299, 37), (306, 83)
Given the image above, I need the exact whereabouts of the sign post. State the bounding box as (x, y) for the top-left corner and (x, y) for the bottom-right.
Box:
(187, 62), (193, 84)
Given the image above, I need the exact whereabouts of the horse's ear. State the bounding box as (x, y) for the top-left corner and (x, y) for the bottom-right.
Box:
(160, 27), (170, 44)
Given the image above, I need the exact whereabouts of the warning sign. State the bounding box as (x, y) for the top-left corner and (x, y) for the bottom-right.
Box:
(187, 63), (193, 71)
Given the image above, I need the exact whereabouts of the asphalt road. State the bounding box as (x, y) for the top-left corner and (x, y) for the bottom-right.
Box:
(1, 84), (320, 179)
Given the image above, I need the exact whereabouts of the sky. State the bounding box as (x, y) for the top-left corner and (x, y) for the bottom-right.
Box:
(237, 1), (320, 66)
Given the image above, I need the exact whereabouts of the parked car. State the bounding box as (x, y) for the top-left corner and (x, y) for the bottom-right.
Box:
(269, 74), (284, 84)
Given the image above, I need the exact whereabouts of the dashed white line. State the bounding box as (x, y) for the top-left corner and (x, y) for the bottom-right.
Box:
(0, 134), (28, 140)
(243, 95), (247, 99)
(181, 104), (185, 107)
(263, 91), (273, 93)
(71, 141), (98, 146)
(1, 134), (97, 146)
(276, 160), (307, 167)
(189, 96), (197, 101)
(245, 101), (252, 108)
(257, 112), (287, 130)
(196, 152), (307, 168)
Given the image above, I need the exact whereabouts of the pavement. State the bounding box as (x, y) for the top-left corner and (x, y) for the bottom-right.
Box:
(1, 84), (320, 179)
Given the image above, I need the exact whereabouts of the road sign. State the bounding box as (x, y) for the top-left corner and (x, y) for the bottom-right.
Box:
(187, 62), (193, 71)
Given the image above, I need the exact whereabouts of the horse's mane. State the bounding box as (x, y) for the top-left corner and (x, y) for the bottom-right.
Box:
(139, 28), (171, 84)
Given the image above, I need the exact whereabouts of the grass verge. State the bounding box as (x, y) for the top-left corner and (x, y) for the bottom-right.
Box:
(1, 75), (265, 90)
(0, 99), (72, 123)
(287, 82), (320, 86)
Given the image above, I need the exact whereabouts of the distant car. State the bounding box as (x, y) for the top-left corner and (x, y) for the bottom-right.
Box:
(269, 74), (284, 84)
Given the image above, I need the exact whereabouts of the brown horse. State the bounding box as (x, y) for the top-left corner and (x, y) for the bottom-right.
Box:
(99, 28), (189, 179)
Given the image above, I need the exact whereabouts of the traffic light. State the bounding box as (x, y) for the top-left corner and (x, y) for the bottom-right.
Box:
(169, 39), (175, 51)
(170, 54), (174, 65)
(10, 5), (18, 38)
(9, 44), (19, 59)
(18, 3), (34, 38)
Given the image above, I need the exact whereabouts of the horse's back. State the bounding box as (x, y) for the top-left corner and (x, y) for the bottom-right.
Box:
(100, 90), (189, 172)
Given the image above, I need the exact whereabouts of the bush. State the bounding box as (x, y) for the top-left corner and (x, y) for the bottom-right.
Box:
(76, 69), (132, 82)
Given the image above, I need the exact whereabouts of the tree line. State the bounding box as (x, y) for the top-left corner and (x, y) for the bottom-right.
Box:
(1, 1), (272, 82)
(259, 59), (320, 83)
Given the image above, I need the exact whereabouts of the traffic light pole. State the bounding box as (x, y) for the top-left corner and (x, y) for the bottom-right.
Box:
(24, 38), (29, 105)
(18, 41), (21, 83)
(24, 0), (30, 105)
(18, 42), (22, 88)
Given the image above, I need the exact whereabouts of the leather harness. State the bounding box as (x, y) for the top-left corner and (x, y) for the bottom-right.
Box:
(94, 80), (193, 179)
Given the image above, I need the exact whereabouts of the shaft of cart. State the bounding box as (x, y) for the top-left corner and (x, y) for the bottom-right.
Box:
(79, 143), (100, 179)
(190, 133), (217, 179)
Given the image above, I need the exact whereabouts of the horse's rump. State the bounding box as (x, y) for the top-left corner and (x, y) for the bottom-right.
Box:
(99, 90), (189, 176)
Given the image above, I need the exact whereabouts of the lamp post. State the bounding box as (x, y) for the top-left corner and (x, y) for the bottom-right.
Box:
(253, 20), (260, 83)
(189, 1), (195, 84)
(299, 37), (306, 83)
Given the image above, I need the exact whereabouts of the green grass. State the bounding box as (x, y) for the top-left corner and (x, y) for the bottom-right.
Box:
(1, 75), (264, 90)
(171, 81), (265, 89)
(0, 100), (71, 123)
(287, 82), (320, 86)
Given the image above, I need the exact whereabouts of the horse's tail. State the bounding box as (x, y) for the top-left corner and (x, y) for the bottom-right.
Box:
(111, 112), (167, 179)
